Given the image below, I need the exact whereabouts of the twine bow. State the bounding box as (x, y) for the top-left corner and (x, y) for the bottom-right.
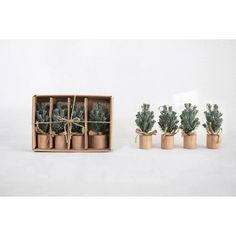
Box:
(135, 128), (157, 143)
(35, 122), (51, 145)
(35, 121), (48, 135)
(162, 128), (179, 139)
(56, 116), (84, 146)
(35, 96), (85, 149)
(181, 131), (196, 137)
(206, 122), (222, 143)
(88, 120), (111, 136)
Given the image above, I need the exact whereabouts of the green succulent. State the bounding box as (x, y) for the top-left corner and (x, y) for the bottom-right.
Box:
(52, 102), (68, 134)
(180, 103), (200, 134)
(89, 102), (109, 134)
(203, 104), (223, 134)
(158, 105), (179, 134)
(135, 104), (156, 133)
(36, 103), (50, 133)
(71, 103), (84, 134)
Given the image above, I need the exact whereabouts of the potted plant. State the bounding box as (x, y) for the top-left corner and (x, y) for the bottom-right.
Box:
(158, 105), (179, 149)
(180, 103), (200, 149)
(135, 104), (157, 149)
(71, 103), (85, 150)
(52, 102), (68, 150)
(89, 102), (109, 149)
(36, 102), (50, 149)
(203, 104), (223, 149)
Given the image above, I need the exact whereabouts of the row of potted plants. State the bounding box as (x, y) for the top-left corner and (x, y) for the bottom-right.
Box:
(135, 103), (223, 149)
(36, 101), (109, 150)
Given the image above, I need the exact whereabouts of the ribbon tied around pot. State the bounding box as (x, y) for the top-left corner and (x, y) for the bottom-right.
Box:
(135, 128), (157, 143)
(56, 116), (85, 145)
(205, 122), (222, 143)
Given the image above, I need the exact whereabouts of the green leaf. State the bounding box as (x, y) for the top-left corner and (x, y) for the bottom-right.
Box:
(135, 104), (156, 133)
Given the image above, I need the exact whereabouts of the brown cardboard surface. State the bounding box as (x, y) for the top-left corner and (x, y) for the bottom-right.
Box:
(32, 95), (113, 152)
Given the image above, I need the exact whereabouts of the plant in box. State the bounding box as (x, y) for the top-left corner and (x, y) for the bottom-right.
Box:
(52, 102), (68, 150)
(135, 104), (157, 149)
(180, 103), (200, 149)
(89, 102), (109, 149)
(36, 103), (50, 149)
(203, 104), (223, 149)
(71, 103), (85, 150)
(158, 105), (179, 150)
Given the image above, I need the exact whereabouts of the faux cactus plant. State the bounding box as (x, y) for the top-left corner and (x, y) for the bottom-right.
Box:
(89, 102), (109, 134)
(180, 103), (200, 134)
(36, 103), (50, 133)
(158, 105), (179, 135)
(203, 104), (223, 134)
(71, 103), (84, 134)
(135, 104), (156, 133)
(52, 102), (68, 134)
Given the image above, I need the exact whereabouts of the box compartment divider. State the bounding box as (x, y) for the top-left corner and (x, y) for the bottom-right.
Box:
(32, 96), (36, 149)
(67, 97), (71, 150)
(49, 97), (53, 149)
(84, 97), (88, 149)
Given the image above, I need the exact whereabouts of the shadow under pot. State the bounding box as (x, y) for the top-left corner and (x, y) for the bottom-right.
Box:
(37, 134), (49, 149)
(207, 134), (220, 149)
(183, 133), (197, 149)
(55, 134), (67, 150)
(72, 134), (84, 150)
(91, 134), (107, 149)
(139, 134), (152, 149)
(161, 134), (174, 150)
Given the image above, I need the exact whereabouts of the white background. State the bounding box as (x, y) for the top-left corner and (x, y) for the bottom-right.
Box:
(0, 40), (235, 138)
(0, 40), (236, 196)
(1, 0), (236, 235)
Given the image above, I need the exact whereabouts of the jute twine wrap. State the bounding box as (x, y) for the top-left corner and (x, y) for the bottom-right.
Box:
(158, 106), (179, 139)
(162, 128), (179, 139)
(35, 96), (111, 146)
(181, 131), (196, 137)
(135, 128), (157, 143)
(181, 122), (222, 144)
(205, 122), (222, 143)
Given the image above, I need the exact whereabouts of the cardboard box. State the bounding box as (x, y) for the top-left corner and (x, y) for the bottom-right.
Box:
(32, 95), (113, 152)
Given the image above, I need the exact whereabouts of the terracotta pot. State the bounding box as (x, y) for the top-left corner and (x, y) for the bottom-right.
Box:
(139, 135), (152, 149)
(183, 133), (197, 149)
(37, 134), (49, 149)
(207, 134), (220, 149)
(72, 135), (84, 150)
(55, 134), (67, 150)
(92, 134), (107, 149)
(161, 134), (174, 150)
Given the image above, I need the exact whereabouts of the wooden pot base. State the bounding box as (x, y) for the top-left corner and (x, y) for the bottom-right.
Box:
(72, 135), (84, 150)
(37, 134), (49, 149)
(207, 134), (220, 149)
(139, 135), (152, 149)
(91, 134), (107, 149)
(161, 134), (174, 149)
(55, 135), (67, 150)
(183, 134), (197, 149)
